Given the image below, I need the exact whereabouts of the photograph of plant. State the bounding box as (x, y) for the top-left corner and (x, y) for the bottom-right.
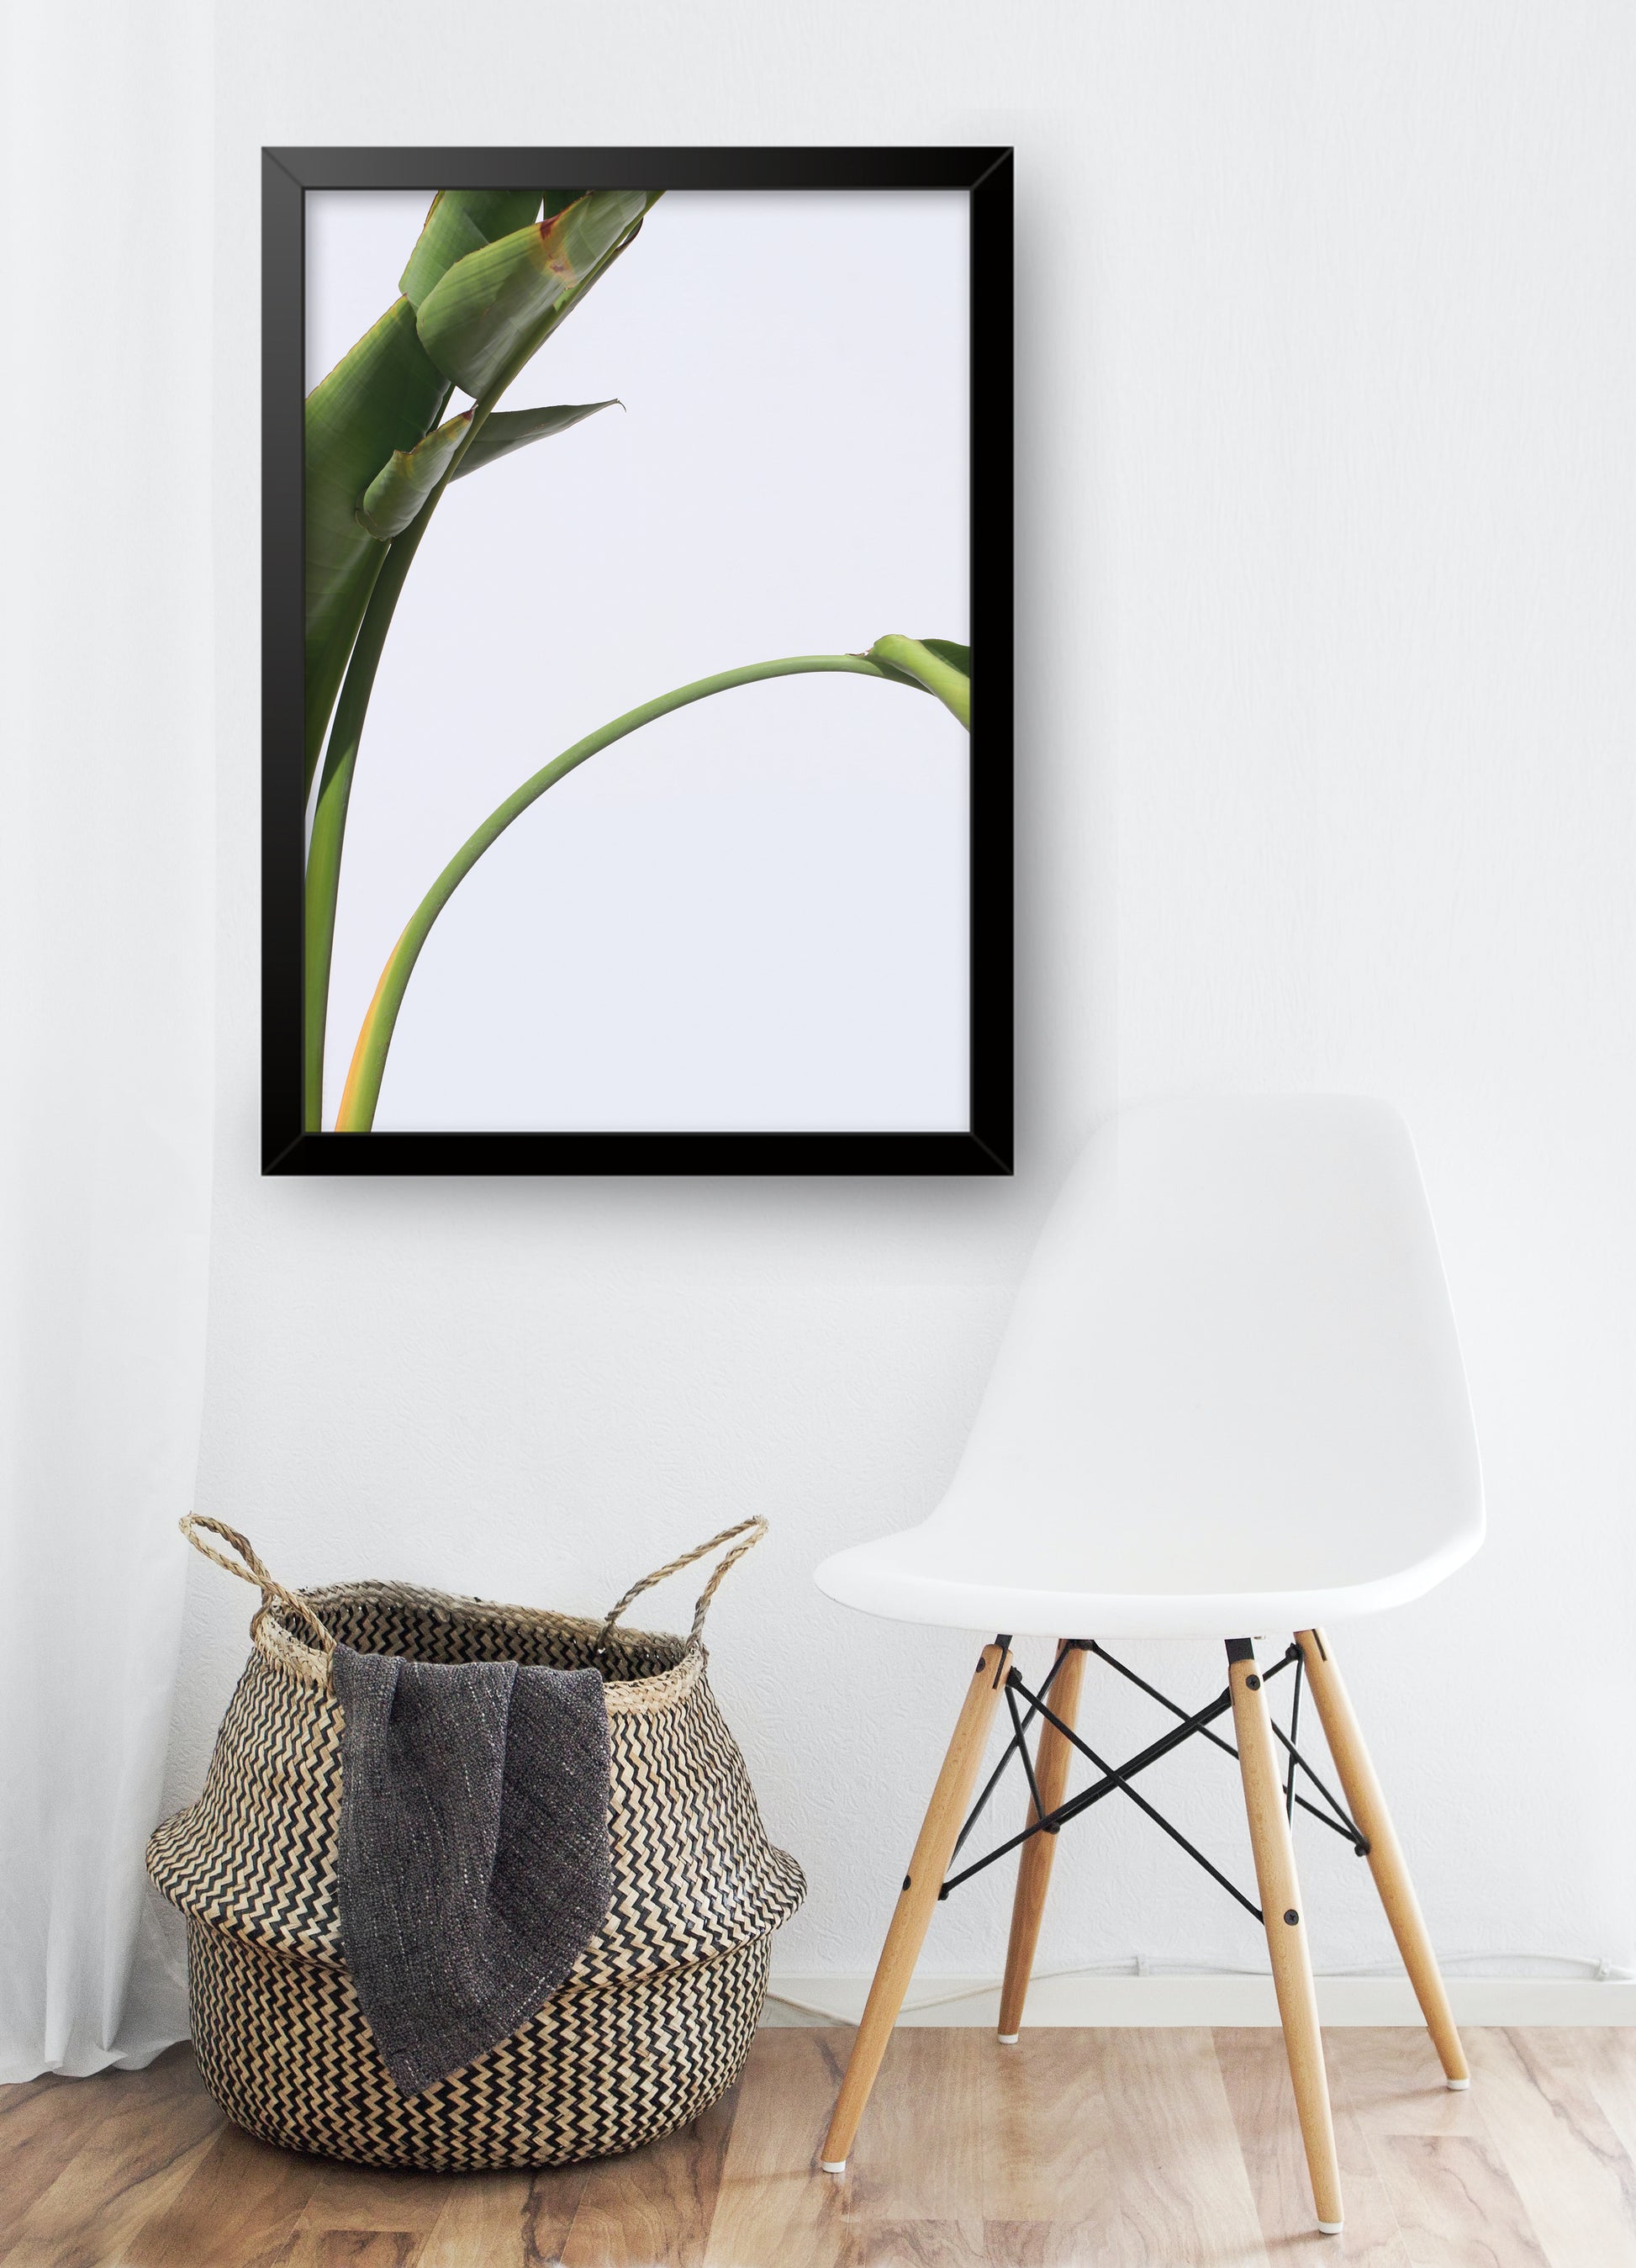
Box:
(273, 152), (1010, 1168)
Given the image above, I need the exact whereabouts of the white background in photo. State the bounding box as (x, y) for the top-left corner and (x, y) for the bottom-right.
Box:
(306, 189), (972, 1134)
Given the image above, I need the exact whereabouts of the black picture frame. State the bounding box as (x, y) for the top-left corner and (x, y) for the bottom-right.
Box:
(263, 146), (1013, 1176)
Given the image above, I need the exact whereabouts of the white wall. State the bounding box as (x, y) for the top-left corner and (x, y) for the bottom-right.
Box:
(163, 2), (1636, 2012)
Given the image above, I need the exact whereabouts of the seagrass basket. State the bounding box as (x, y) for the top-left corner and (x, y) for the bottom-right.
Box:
(148, 1515), (804, 2171)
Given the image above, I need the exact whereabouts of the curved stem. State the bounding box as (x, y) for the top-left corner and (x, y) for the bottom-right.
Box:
(335, 653), (902, 1132)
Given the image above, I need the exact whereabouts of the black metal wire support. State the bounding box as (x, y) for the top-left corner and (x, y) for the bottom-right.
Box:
(1089, 1637), (1367, 1853)
(937, 1636), (1369, 1920)
(949, 1638), (1077, 1864)
(1285, 1649), (1303, 1820)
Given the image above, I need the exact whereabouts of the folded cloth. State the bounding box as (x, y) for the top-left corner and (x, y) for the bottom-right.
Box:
(331, 1643), (612, 2096)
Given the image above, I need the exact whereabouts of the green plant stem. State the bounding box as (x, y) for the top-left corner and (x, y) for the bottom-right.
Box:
(302, 511), (430, 1126)
(335, 653), (900, 1132)
(302, 204), (658, 1130)
(872, 635), (972, 728)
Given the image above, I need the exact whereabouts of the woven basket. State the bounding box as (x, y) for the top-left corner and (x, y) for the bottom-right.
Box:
(148, 1515), (805, 2171)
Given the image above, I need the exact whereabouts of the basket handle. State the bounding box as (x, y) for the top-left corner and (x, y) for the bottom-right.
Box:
(180, 1514), (336, 1665)
(595, 1518), (768, 1653)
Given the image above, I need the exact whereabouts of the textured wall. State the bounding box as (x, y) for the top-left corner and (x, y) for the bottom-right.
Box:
(161, 2), (1636, 2012)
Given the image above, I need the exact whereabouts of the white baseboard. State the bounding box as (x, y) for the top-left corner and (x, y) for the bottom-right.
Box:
(764, 1972), (1636, 2029)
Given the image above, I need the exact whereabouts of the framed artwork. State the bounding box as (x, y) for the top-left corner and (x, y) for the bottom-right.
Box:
(262, 146), (1012, 1174)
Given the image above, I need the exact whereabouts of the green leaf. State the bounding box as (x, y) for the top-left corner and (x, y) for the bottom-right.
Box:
(356, 410), (474, 539)
(398, 189), (546, 309)
(304, 297), (448, 791)
(451, 399), (620, 482)
(866, 635), (971, 728)
(414, 190), (648, 398)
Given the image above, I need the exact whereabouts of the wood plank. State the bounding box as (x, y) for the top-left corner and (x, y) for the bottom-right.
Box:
(0, 2046), (221, 2268)
(1215, 2027), (1410, 2264)
(703, 2029), (852, 2268)
(511, 2170), (597, 2268)
(0, 2069), (159, 2239)
(979, 2029), (1110, 2229)
(285, 2165), (456, 2235)
(1373, 2134), (1551, 2268)
(1459, 2028), (1636, 2268)
(842, 2226), (988, 2265)
(842, 2027), (987, 2231)
(123, 2118), (319, 2268)
(558, 2085), (737, 2267)
(271, 2236), (420, 2268)
(1093, 2030), (1270, 2268)
(981, 2227), (1049, 2268)
(335, 2163), (588, 2268)
(1326, 2028), (1488, 2139)
(1323, 2028), (1559, 2265)
(10, 2025), (1636, 2268)
(417, 2172), (535, 2268)
(1575, 2027), (1636, 2186)
(3, 2130), (218, 2267)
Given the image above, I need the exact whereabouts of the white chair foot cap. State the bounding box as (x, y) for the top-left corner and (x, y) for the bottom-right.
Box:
(1317, 2221), (1344, 2237)
(820, 2158), (847, 2175)
(997, 2033), (1020, 2045)
(1446, 2076), (1471, 2091)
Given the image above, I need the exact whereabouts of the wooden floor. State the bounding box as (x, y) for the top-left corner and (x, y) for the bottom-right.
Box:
(7, 2026), (1636, 2265)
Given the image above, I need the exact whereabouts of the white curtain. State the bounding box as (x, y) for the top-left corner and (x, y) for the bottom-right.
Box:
(0, 0), (215, 2079)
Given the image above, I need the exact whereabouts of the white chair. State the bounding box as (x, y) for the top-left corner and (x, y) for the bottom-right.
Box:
(814, 1095), (1483, 2238)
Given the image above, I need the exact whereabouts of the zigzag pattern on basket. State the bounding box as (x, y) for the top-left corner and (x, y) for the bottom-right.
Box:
(148, 1649), (347, 1964)
(149, 1573), (804, 2169)
(189, 1916), (768, 2170)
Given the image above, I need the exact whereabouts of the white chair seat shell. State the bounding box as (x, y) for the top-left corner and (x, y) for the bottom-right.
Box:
(815, 1096), (1483, 1639)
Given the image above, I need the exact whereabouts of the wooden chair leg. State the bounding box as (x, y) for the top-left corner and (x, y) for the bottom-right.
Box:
(997, 1639), (1087, 2042)
(1227, 1639), (1344, 2236)
(1296, 1626), (1470, 2088)
(820, 1639), (1011, 2172)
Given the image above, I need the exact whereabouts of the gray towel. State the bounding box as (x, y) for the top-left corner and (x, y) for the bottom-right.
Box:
(332, 1643), (612, 2097)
